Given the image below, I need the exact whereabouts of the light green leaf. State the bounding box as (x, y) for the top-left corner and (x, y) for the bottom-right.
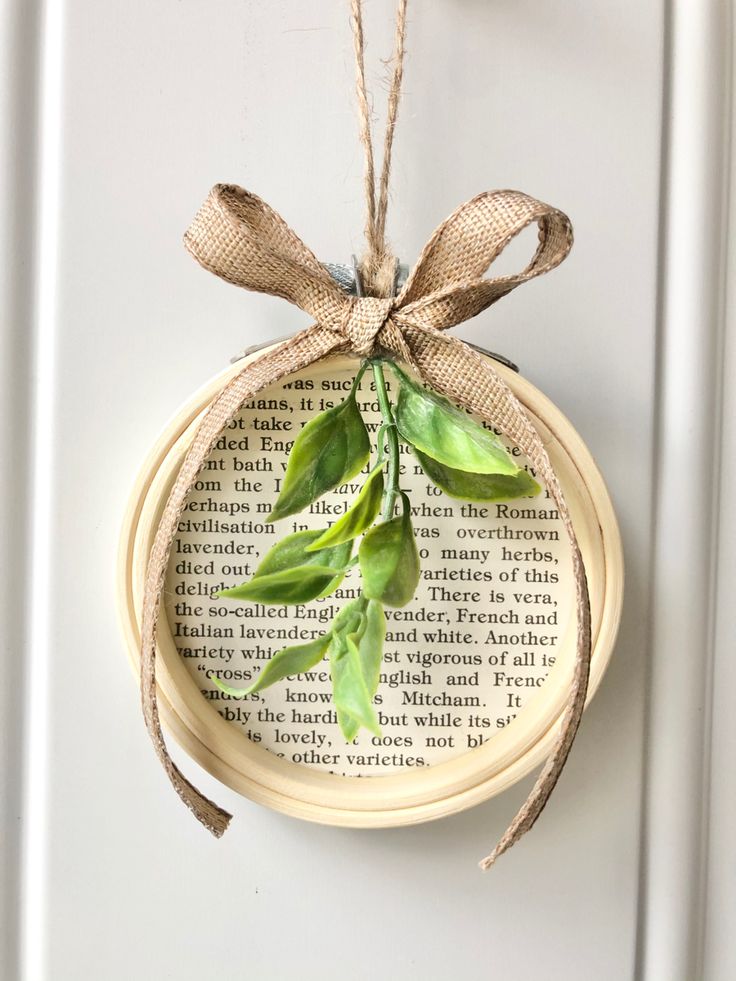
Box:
(336, 710), (360, 743)
(268, 393), (370, 521)
(219, 529), (351, 606)
(253, 528), (352, 578)
(305, 466), (384, 551)
(328, 597), (381, 741)
(392, 365), (519, 476)
(414, 448), (541, 501)
(218, 565), (343, 605)
(330, 630), (381, 740)
(359, 493), (420, 608)
(210, 633), (331, 698)
(328, 597), (365, 642)
(351, 599), (386, 698)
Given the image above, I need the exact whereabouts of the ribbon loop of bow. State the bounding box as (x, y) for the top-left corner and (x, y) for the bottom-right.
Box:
(184, 184), (573, 354)
(140, 184), (590, 870)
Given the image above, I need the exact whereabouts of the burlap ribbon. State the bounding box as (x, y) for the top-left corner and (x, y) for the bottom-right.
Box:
(140, 183), (590, 868)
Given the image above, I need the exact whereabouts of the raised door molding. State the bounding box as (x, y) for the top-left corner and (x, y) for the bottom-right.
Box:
(640, 2), (734, 980)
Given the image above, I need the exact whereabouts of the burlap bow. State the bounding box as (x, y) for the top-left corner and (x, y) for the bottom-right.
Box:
(140, 183), (591, 869)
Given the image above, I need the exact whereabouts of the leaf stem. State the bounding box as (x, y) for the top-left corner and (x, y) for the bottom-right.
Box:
(371, 361), (400, 519)
(351, 360), (369, 396)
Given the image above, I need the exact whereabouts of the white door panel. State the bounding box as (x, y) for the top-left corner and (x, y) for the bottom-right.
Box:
(1, 1), (731, 979)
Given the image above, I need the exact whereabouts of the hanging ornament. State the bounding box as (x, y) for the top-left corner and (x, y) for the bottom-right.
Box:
(118, 0), (622, 869)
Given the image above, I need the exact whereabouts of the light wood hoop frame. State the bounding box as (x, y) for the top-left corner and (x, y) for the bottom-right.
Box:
(117, 350), (623, 828)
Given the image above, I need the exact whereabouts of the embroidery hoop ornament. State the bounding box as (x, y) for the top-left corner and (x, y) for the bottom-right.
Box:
(124, 0), (622, 870)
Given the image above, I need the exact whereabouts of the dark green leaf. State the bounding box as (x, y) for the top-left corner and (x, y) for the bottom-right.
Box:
(359, 493), (420, 608)
(210, 633), (331, 698)
(414, 448), (541, 501)
(305, 466), (384, 551)
(268, 394), (370, 521)
(218, 565), (343, 605)
(392, 365), (519, 476)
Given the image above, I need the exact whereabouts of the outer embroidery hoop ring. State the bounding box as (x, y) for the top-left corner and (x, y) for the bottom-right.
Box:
(117, 348), (623, 829)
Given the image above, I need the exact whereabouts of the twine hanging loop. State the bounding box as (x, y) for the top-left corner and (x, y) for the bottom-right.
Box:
(351, 0), (408, 297)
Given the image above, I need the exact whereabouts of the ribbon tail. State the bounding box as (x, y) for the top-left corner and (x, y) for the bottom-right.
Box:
(402, 326), (592, 869)
(139, 324), (344, 836)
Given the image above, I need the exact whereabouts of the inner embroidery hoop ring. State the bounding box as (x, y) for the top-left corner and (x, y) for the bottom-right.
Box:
(117, 349), (623, 829)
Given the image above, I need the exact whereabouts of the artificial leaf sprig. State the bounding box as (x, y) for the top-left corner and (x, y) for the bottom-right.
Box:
(213, 358), (541, 742)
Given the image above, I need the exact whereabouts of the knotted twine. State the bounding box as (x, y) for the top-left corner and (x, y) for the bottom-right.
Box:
(139, 1), (591, 870)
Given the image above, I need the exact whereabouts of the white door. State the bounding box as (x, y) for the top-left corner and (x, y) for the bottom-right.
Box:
(2, 2), (733, 979)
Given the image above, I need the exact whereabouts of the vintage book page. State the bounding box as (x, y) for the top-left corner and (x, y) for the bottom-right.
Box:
(164, 360), (573, 775)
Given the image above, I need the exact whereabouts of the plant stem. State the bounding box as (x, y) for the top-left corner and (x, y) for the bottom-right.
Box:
(371, 360), (400, 519)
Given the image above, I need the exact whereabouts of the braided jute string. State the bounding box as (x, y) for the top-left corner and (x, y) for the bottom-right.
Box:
(138, 3), (591, 871)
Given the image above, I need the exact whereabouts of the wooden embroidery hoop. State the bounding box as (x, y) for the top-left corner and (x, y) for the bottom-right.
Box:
(117, 348), (623, 829)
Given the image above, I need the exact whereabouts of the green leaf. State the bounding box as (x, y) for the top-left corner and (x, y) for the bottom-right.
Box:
(253, 528), (352, 578)
(210, 633), (331, 698)
(218, 565), (344, 605)
(329, 603), (381, 740)
(305, 466), (384, 551)
(336, 710), (360, 743)
(414, 448), (541, 501)
(329, 597), (365, 639)
(218, 529), (351, 606)
(392, 365), (519, 476)
(328, 598), (381, 741)
(352, 599), (386, 698)
(359, 493), (420, 608)
(268, 393), (371, 521)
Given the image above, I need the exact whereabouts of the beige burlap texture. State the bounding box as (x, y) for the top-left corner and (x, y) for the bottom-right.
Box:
(139, 183), (590, 869)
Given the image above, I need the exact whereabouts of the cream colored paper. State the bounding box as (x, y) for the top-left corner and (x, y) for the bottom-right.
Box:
(164, 362), (573, 775)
